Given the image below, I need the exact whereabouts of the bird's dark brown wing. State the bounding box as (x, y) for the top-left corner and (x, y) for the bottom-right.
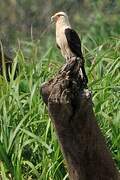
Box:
(65, 28), (83, 59)
(65, 28), (88, 84)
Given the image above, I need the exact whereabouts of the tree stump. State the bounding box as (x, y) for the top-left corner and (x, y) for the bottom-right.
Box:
(40, 57), (120, 180)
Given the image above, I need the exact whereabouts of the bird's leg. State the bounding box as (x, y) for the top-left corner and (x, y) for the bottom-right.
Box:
(60, 56), (76, 73)
(69, 56), (76, 63)
(68, 56), (84, 81)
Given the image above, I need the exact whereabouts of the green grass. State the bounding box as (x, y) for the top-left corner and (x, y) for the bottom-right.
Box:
(0, 16), (120, 180)
(0, 36), (119, 179)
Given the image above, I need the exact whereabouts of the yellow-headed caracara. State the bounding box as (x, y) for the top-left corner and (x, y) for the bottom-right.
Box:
(51, 11), (88, 84)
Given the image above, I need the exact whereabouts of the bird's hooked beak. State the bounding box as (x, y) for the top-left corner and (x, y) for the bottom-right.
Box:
(51, 16), (55, 23)
(51, 14), (59, 23)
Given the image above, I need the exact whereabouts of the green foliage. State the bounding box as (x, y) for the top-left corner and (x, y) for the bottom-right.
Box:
(0, 43), (67, 179)
(0, 37), (120, 179)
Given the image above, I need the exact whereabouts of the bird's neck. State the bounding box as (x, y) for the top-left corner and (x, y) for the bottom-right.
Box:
(56, 18), (71, 30)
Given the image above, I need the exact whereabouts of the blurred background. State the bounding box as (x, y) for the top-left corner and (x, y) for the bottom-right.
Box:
(0, 1), (120, 179)
(0, 0), (120, 53)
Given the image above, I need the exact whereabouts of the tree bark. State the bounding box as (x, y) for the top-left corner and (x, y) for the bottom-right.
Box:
(40, 57), (120, 180)
(0, 49), (18, 81)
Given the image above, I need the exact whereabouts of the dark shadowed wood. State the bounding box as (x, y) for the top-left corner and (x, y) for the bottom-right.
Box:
(40, 58), (120, 180)
(0, 50), (18, 81)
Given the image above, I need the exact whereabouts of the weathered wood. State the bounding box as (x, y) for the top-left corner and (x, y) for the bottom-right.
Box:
(0, 50), (18, 81)
(40, 57), (120, 180)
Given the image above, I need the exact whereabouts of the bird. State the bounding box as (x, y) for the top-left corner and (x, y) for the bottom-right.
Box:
(51, 11), (88, 84)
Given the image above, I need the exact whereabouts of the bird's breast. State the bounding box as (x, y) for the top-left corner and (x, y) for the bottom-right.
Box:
(56, 26), (75, 60)
(56, 28), (67, 47)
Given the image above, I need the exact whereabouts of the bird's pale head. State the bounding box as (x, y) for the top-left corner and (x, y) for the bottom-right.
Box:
(51, 12), (70, 26)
